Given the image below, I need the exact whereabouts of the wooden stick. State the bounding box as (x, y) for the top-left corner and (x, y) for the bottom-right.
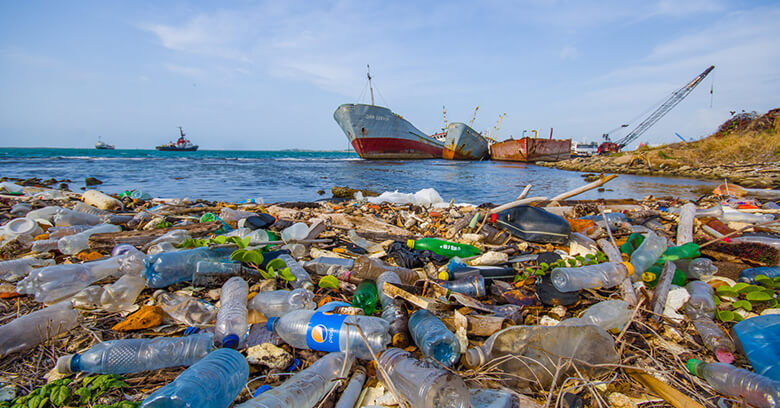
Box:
(516, 184), (532, 200)
(550, 174), (618, 202)
(628, 369), (705, 408)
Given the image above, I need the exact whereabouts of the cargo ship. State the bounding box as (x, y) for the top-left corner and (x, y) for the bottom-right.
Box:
(490, 136), (571, 162)
(442, 122), (490, 160)
(155, 127), (198, 151)
(333, 67), (444, 159)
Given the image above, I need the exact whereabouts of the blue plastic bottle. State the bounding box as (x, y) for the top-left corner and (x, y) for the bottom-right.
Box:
(408, 309), (460, 367)
(738, 267), (780, 283)
(144, 246), (236, 288)
(732, 315), (780, 381)
(140, 348), (248, 408)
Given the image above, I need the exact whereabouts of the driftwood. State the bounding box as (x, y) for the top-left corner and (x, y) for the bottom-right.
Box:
(88, 221), (222, 251)
(549, 174), (618, 202)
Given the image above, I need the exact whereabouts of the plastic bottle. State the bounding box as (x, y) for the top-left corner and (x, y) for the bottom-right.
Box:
(469, 388), (518, 408)
(215, 277), (249, 348)
(739, 267), (780, 283)
(348, 229), (380, 252)
(692, 319), (736, 362)
(100, 272), (146, 312)
(235, 352), (353, 408)
(144, 246), (236, 288)
(277, 254), (315, 291)
(434, 275), (486, 297)
(267, 309), (390, 360)
(675, 258), (717, 280)
(25, 205), (62, 222)
(140, 348), (249, 408)
(464, 325), (619, 388)
(2, 217), (42, 242)
(225, 228), (276, 246)
(348, 255), (420, 285)
(335, 367), (367, 408)
(408, 309), (460, 367)
(71, 285), (105, 309)
(303, 257), (355, 275)
(720, 209), (775, 224)
(677, 203), (696, 245)
(730, 235), (780, 251)
(154, 290), (218, 327)
(0, 302), (80, 358)
(406, 237), (480, 258)
(0, 258), (55, 282)
(656, 242), (701, 264)
(684, 281), (716, 320)
(550, 262), (635, 293)
(280, 222), (309, 241)
(73, 202), (111, 217)
(439, 265), (516, 282)
(147, 229), (191, 248)
(629, 232), (667, 276)
(560, 299), (633, 332)
(248, 288), (315, 318)
(376, 271), (410, 347)
(580, 212), (629, 230)
(687, 359), (780, 408)
(377, 347), (469, 408)
(219, 207), (257, 222)
(352, 280), (378, 314)
(58, 224), (122, 255)
(52, 208), (103, 227)
(56, 333), (214, 374)
(733, 315), (780, 381)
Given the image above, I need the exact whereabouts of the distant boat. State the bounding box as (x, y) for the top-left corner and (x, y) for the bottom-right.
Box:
(156, 127), (199, 151)
(490, 137), (571, 162)
(95, 138), (115, 150)
(442, 122), (490, 160)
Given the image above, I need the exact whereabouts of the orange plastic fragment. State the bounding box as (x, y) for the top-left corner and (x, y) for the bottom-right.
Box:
(429, 211), (442, 218)
(317, 296), (334, 308)
(713, 183), (747, 197)
(368, 204), (381, 211)
(77, 251), (105, 262)
(111, 305), (165, 331)
(33, 233), (50, 241)
(566, 218), (598, 234)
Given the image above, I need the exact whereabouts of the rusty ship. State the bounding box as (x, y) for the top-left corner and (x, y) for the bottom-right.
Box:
(490, 133), (571, 162)
(442, 122), (489, 160)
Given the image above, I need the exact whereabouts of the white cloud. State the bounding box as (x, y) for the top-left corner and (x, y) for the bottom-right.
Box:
(559, 46), (579, 60)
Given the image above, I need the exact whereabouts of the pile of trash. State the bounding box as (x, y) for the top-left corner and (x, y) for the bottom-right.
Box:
(1, 177), (779, 408)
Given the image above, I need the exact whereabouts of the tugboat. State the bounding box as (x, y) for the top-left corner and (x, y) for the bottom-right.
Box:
(155, 127), (199, 151)
(94, 137), (115, 150)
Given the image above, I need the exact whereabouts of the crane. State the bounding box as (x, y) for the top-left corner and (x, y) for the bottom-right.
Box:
(597, 65), (715, 154)
(469, 105), (479, 128)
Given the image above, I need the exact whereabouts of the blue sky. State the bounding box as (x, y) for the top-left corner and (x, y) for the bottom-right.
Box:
(1, 0), (778, 150)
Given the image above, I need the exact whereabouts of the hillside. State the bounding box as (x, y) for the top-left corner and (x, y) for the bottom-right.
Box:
(541, 108), (780, 188)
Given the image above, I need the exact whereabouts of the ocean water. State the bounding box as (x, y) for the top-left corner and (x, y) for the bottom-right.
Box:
(0, 148), (712, 204)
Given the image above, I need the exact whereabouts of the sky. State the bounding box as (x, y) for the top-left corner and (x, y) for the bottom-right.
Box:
(1, 0), (778, 150)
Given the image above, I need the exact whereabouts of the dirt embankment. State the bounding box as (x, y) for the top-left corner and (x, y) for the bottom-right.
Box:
(539, 108), (780, 188)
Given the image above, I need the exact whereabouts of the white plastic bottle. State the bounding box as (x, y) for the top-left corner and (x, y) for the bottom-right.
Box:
(267, 309), (390, 360)
(280, 222), (309, 241)
(560, 299), (633, 332)
(58, 224), (122, 255)
(675, 258), (717, 280)
(154, 290), (217, 327)
(0, 258), (55, 282)
(687, 359), (780, 408)
(0, 302), (80, 358)
(551, 262), (635, 292)
(52, 208), (102, 227)
(214, 277), (249, 348)
(248, 288), (315, 318)
(100, 272), (146, 312)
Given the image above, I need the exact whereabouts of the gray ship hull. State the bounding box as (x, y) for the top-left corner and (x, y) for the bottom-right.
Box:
(442, 122), (489, 160)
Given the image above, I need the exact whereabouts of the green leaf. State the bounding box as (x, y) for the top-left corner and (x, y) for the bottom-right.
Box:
(82, 377), (96, 387)
(318, 275), (340, 289)
(25, 395), (43, 408)
(737, 285), (762, 294)
(276, 267), (296, 282)
(733, 313), (745, 322)
(567, 259), (577, 267)
(538, 262), (549, 271)
(244, 251), (263, 265)
(732, 282), (750, 292)
(49, 386), (70, 407)
(717, 310), (735, 322)
(732, 300), (752, 311)
(755, 276), (775, 288)
(713, 295), (721, 306)
(74, 387), (91, 404)
(746, 291), (773, 302)
(716, 286), (739, 299)
(258, 269), (275, 279)
(769, 298), (778, 308)
(230, 249), (246, 262)
(213, 235), (227, 245)
(242, 236), (251, 248)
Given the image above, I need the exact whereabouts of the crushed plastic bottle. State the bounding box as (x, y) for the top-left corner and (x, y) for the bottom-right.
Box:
(0, 302), (80, 358)
(408, 309), (460, 367)
(58, 223), (122, 255)
(720, 208), (775, 224)
(733, 315), (780, 381)
(675, 258), (717, 280)
(52, 208), (102, 227)
(406, 237), (480, 258)
(352, 280), (378, 315)
(684, 280), (716, 320)
(235, 351), (353, 408)
(248, 288), (316, 318)
(629, 231), (667, 277)
(277, 254), (315, 291)
(347, 255), (420, 285)
(550, 262), (634, 293)
(100, 271), (146, 312)
(267, 309), (390, 360)
(0, 258), (55, 282)
(376, 271), (410, 347)
(687, 359), (780, 408)
(144, 246), (236, 288)
(56, 333), (214, 374)
(140, 348), (249, 408)
(693, 319), (736, 363)
(377, 347), (469, 408)
(303, 257), (355, 275)
(560, 299), (633, 332)
(219, 207), (257, 222)
(154, 290), (218, 327)
(214, 277), (249, 348)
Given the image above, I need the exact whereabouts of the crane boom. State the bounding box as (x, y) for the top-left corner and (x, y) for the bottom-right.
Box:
(599, 65), (714, 153)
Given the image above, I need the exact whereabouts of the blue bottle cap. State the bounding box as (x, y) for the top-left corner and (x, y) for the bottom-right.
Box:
(287, 359), (301, 371)
(184, 326), (200, 336)
(70, 354), (82, 373)
(221, 334), (239, 349)
(266, 317), (278, 331)
(253, 385), (273, 397)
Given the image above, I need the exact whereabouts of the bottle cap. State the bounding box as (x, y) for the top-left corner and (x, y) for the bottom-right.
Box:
(686, 358), (702, 376)
(438, 271), (450, 280)
(641, 271), (656, 283)
(55, 354), (76, 374)
(252, 385), (273, 397)
(406, 239), (415, 249)
(266, 317), (278, 331)
(489, 213), (498, 223)
(221, 334), (239, 349)
(620, 262), (635, 276)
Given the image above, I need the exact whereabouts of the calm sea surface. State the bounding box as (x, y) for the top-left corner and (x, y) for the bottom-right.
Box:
(0, 148), (713, 203)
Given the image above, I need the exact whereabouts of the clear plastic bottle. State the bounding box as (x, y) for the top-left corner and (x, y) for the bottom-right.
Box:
(47, 224), (93, 239)
(0, 302), (80, 358)
(248, 288), (315, 318)
(687, 359), (780, 408)
(580, 212), (629, 230)
(692, 319), (736, 362)
(267, 309), (390, 360)
(277, 254), (314, 291)
(377, 347), (469, 408)
(335, 367), (366, 408)
(147, 229), (191, 248)
(73, 202), (110, 217)
(71, 285), (105, 309)
(0, 258), (55, 282)
(235, 352), (353, 408)
(730, 235), (780, 251)
(349, 256), (420, 285)
(58, 224), (122, 255)
(677, 203), (696, 245)
(280, 222), (309, 241)
(52, 208), (102, 227)
(434, 275), (486, 297)
(25, 205), (63, 223)
(215, 277), (249, 348)
(348, 229), (380, 252)
(550, 262), (635, 293)
(629, 231), (667, 276)
(560, 299), (633, 332)
(56, 333), (214, 374)
(154, 290), (218, 327)
(144, 246), (236, 288)
(720, 209), (775, 224)
(377, 271), (410, 348)
(100, 272), (146, 312)
(219, 207), (257, 222)
(684, 281), (715, 320)
(675, 258), (717, 280)
(408, 309), (460, 367)
(31, 238), (59, 253)
(733, 315), (780, 381)
(303, 257), (355, 275)
(225, 228), (275, 246)
(140, 348), (249, 408)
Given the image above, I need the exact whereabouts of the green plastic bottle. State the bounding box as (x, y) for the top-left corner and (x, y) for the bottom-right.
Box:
(406, 238), (480, 259)
(655, 242), (701, 265)
(620, 233), (645, 256)
(353, 280), (378, 315)
(641, 265), (688, 288)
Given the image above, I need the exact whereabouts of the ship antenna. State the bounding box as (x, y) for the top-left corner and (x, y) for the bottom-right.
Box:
(367, 64), (375, 106)
(178, 126), (185, 137)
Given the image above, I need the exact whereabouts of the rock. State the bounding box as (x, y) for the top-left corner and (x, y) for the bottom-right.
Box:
(461, 233), (484, 244)
(85, 177), (102, 186)
(83, 189), (122, 210)
(331, 186), (379, 199)
(246, 343), (293, 369)
(468, 251), (508, 266)
(608, 392), (637, 408)
(111, 305), (165, 331)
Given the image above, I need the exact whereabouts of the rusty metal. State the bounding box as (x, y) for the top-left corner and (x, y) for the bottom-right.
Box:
(442, 122), (489, 160)
(489, 137), (571, 162)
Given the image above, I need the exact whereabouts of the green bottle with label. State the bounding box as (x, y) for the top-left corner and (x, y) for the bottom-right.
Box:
(406, 238), (480, 259)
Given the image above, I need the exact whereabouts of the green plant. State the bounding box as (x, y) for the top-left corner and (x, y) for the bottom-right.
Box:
(715, 276), (779, 322)
(1, 375), (139, 408)
(179, 235), (251, 249)
(230, 249), (296, 282)
(517, 252), (607, 281)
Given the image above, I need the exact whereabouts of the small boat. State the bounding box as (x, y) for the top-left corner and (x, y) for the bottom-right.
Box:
(156, 127), (199, 151)
(490, 137), (571, 162)
(442, 122), (489, 160)
(95, 138), (115, 150)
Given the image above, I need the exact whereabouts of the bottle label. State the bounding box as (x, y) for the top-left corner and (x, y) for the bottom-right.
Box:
(306, 312), (347, 352)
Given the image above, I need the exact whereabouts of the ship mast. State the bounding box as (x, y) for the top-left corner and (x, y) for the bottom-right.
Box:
(367, 64), (375, 106)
